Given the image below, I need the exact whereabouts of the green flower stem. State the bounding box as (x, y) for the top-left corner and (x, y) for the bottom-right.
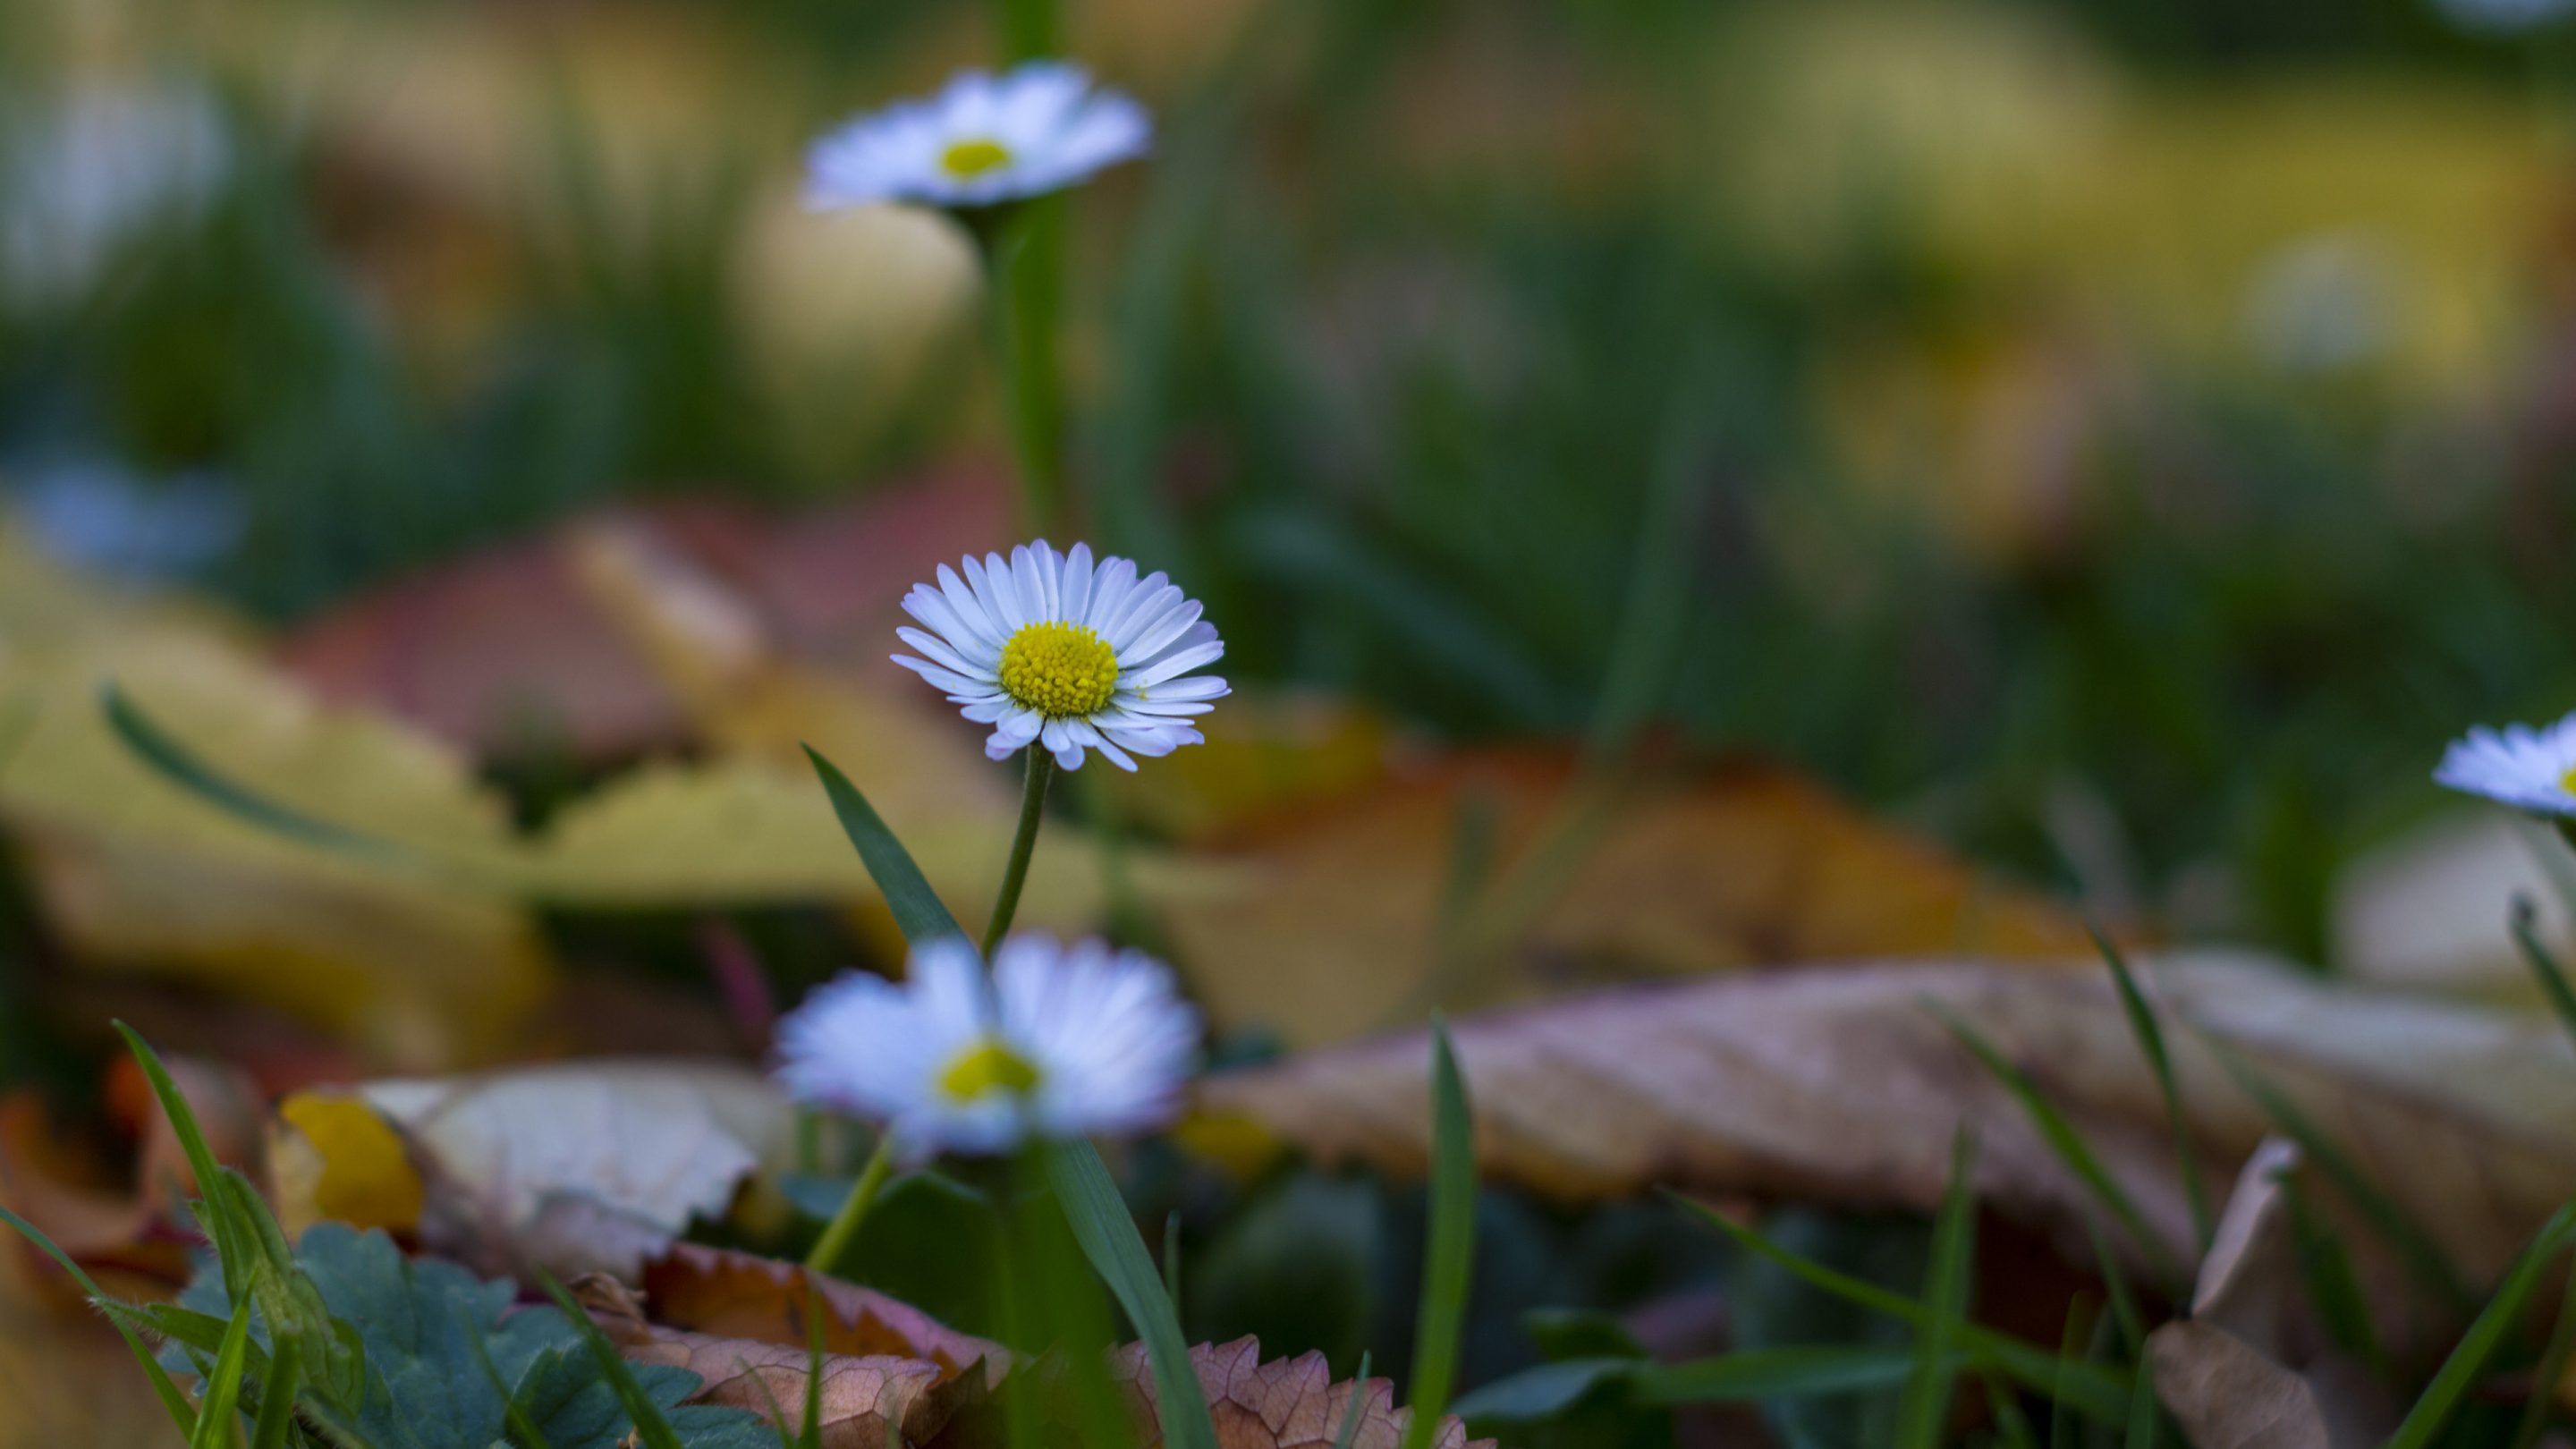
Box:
(984, 747), (1056, 958)
(998, 199), (1068, 534)
(803, 1132), (897, 1275)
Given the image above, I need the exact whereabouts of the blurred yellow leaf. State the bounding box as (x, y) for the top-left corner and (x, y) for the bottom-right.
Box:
(271, 1092), (424, 1239)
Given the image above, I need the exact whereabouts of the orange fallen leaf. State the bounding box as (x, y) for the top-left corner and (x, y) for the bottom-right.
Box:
(1109, 1337), (1488, 1449)
(638, 1244), (1012, 1382)
(1160, 749), (2098, 1049)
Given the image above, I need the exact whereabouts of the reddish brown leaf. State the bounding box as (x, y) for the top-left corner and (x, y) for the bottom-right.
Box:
(1109, 1337), (1489, 1449)
(638, 1244), (1011, 1382)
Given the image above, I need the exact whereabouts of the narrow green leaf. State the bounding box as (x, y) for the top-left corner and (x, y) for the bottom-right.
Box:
(1896, 1131), (1978, 1449)
(2512, 896), (2576, 1055)
(1935, 1005), (2181, 1291)
(2199, 1032), (2470, 1311)
(247, 1338), (303, 1449)
(1980, 1368), (2040, 1449)
(103, 682), (409, 865)
(2509, 1255), (2576, 1449)
(1330, 1352), (1375, 1449)
(0, 1202), (199, 1434)
(2123, 1354), (2159, 1449)
(1162, 1208), (1183, 1314)
(2048, 1293), (2096, 1449)
(1666, 1192), (2131, 1424)
(1448, 1358), (1632, 1423)
(191, 1296), (257, 1449)
(1632, 1345), (1919, 1404)
(801, 746), (964, 945)
(2385, 1203), (2576, 1449)
(2095, 930), (2213, 1254)
(1042, 1141), (1219, 1449)
(114, 1021), (256, 1297)
(2084, 1216), (2143, 1355)
(1401, 1020), (1478, 1449)
(537, 1275), (688, 1449)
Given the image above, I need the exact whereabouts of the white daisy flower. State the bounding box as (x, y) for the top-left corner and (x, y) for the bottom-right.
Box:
(774, 934), (1199, 1157)
(806, 62), (1149, 211)
(2436, 713), (2576, 817)
(892, 538), (1228, 772)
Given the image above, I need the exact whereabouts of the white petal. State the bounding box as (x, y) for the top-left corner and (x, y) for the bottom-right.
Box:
(895, 626), (996, 681)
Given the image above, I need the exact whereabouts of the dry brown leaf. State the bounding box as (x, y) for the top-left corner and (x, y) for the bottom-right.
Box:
(283, 477), (1013, 761)
(580, 1272), (996, 1449)
(594, 1250), (1485, 1449)
(1199, 953), (2576, 1299)
(1160, 749), (2098, 1049)
(1109, 1337), (1488, 1449)
(637, 1244), (1013, 1380)
(2147, 1141), (2394, 1449)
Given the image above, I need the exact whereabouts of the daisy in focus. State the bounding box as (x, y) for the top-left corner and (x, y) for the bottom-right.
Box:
(806, 62), (1150, 211)
(893, 539), (1227, 771)
(2435, 712), (2576, 818)
(775, 934), (1199, 1157)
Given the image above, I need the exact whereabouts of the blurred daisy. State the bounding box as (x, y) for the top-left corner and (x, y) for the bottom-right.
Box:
(2432, 0), (2576, 33)
(2436, 714), (2576, 817)
(893, 539), (1226, 771)
(807, 63), (1149, 211)
(775, 935), (1198, 1156)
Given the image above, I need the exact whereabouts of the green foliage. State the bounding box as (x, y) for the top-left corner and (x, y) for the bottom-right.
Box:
(174, 1224), (771, 1449)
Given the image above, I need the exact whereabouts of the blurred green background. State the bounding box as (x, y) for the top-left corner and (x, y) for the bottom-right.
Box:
(4, 0), (2574, 966)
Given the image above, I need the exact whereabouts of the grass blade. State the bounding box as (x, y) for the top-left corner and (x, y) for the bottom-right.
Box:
(460, 1308), (557, 1449)
(1666, 1192), (2131, 1424)
(2123, 1353), (2159, 1449)
(247, 1339), (303, 1449)
(0, 1203), (199, 1434)
(2095, 931), (2213, 1254)
(1401, 1019), (1478, 1449)
(191, 1296), (257, 1449)
(2385, 1203), (2576, 1449)
(2278, 1172), (2385, 1377)
(1895, 1130), (1978, 1449)
(801, 746), (965, 945)
(1330, 1352), (1374, 1449)
(2512, 896), (2576, 1054)
(1042, 1141), (1219, 1449)
(2198, 1032), (2470, 1312)
(103, 682), (410, 865)
(2509, 1256), (2576, 1449)
(1162, 1209), (1183, 1314)
(2049, 1293), (2095, 1449)
(1935, 1005), (2182, 1291)
(1634, 1345), (1919, 1403)
(114, 1021), (256, 1297)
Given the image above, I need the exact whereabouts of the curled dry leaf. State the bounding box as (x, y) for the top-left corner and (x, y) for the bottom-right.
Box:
(1158, 750), (2097, 1049)
(1199, 953), (2576, 1307)
(591, 1248), (1484, 1449)
(2147, 1140), (2395, 1449)
(273, 1064), (797, 1283)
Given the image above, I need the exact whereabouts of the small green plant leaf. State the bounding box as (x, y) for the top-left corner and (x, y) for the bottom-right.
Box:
(1330, 1351), (1375, 1449)
(191, 1296), (258, 1449)
(1401, 1019), (1478, 1449)
(248, 1337), (304, 1449)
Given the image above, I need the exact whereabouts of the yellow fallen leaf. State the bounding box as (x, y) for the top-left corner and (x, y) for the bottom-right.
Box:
(271, 1092), (424, 1239)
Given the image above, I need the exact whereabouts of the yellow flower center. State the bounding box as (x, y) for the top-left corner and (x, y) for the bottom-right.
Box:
(2561, 765), (2576, 796)
(940, 138), (1014, 179)
(998, 621), (1119, 717)
(936, 1037), (1042, 1103)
